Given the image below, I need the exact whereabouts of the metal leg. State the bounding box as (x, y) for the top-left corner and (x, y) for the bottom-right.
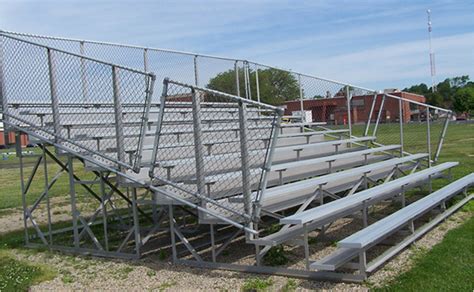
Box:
(42, 145), (53, 246)
(17, 133), (29, 245)
(131, 188), (141, 257)
(304, 223), (310, 270)
(99, 172), (110, 251)
(358, 251), (367, 278)
(169, 205), (178, 262)
(67, 155), (80, 249)
(210, 224), (216, 262)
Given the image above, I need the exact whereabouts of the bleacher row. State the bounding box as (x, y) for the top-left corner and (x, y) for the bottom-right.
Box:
(9, 97), (473, 278)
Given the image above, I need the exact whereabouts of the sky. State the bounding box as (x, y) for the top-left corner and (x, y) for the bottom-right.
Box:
(0, 0), (473, 91)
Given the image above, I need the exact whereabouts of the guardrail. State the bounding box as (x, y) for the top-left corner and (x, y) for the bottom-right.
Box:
(149, 78), (282, 227)
(0, 30), (451, 163)
(0, 32), (156, 171)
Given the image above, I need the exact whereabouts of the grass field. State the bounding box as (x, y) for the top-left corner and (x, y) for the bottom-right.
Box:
(0, 122), (472, 290)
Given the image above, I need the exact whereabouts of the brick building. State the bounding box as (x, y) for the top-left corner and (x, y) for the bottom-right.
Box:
(284, 91), (426, 125)
(0, 115), (29, 147)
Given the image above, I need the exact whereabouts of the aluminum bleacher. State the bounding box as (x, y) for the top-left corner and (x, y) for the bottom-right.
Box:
(1, 30), (471, 282)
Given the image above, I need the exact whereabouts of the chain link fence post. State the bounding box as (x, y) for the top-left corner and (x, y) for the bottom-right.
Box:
(46, 48), (62, 144)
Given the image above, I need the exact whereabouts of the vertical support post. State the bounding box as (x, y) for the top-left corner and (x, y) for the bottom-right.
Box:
(234, 61), (240, 97)
(245, 62), (252, 100)
(253, 112), (282, 220)
(134, 74), (155, 171)
(47, 48), (62, 143)
(238, 101), (252, 229)
(298, 74), (304, 122)
(426, 107), (432, 167)
(400, 185), (406, 207)
(398, 98), (404, 156)
(210, 224), (216, 262)
(373, 94), (386, 136)
(149, 79), (168, 177)
(364, 92), (378, 136)
(17, 132), (29, 245)
(99, 173), (109, 251)
(193, 55), (199, 86)
(42, 146), (53, 245)
(434, 111), (451, 162)
(0, 35), (10, 145)
(303, 223), (310, 270)
(255, 66), (261, 104)
(243, 61), (249, 99)
(67, 155), (80, 249)
(346, 85), (352, 139)
(191, 88), (206, 203)
(112, 66), (126, 170)
(79, 41), (87, 102)
(143, 48), (148, 72)
(131, 188), (141, 258)
(359, 251), (367, 278)
(168, 205), (178, 262)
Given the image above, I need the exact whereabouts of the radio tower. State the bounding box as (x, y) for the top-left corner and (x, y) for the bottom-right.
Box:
(427, 9), (437, 92)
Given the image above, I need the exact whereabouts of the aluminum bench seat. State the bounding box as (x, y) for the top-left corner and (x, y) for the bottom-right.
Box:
(152, 136), (373, 167)
(311, 174), (474, 272)
(271, 145), (400, 173)
(152, 155), (389, 204)
(139, 136), (374, 162)
(310, 248), (359, 271)
(160, 153), (426, 216)
(251, 161), (454, 247)
(278, 129), (348, 139)
(259, 153), (428, 212)
(338, 173), (474, 249)
(144, 139), (379, 182)
(280, 162), (459, 226)
(280, 122), (327, 128)
(138, 132), (368, 157)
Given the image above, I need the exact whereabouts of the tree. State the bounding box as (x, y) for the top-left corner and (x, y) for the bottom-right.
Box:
(453, 86), (474, 114)
(403, 83), (430, 96)
(404, 75), (472, 113)
(207, 68), (299, 105)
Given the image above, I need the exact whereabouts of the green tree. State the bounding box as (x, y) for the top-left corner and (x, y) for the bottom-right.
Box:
(404, 75), (472, 112)
(207, 68), (299, 105)
(452, 86), (474, 114)
(403, 83), (430, 95)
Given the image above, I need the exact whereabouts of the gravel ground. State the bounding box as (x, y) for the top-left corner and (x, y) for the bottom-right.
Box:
(1, 205), (469, 291)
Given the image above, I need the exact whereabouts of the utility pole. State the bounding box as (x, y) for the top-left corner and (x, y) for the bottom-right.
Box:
(427, 9), (437, 92)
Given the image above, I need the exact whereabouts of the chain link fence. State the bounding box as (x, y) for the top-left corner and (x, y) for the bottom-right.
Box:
(0, 33), (155, 171)
(1, 30), (452, 173)
(148, 79), (282, 223)
(362, 93), (450, 163)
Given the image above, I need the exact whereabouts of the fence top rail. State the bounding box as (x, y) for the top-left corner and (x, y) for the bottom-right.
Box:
(1, 30), (452, 114)
(0, 29), (245, 62)
(166, 79), (284, 113)
(384, 93), (452, 113)
(0, 32), (156, 78)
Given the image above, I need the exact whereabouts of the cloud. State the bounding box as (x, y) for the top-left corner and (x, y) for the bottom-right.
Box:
(0, 0), (473, 90)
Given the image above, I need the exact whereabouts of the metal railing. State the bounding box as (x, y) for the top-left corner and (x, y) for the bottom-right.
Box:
(0, 32), (156, 171)
(0, 30), (452, 162)
(149, 78), (282, 226)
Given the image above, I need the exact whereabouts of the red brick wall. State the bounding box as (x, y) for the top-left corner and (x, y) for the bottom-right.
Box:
(0, 131), (29, 147)
(284, 92), (426, 124)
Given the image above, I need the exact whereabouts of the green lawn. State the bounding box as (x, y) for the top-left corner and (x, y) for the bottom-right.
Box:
(0, 122), (472, 290)
(376, 210), (474, 291)
(0, 249), (56, 291)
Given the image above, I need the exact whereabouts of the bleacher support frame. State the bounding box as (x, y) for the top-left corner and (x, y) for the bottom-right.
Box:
(0, 30), (472, 282)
